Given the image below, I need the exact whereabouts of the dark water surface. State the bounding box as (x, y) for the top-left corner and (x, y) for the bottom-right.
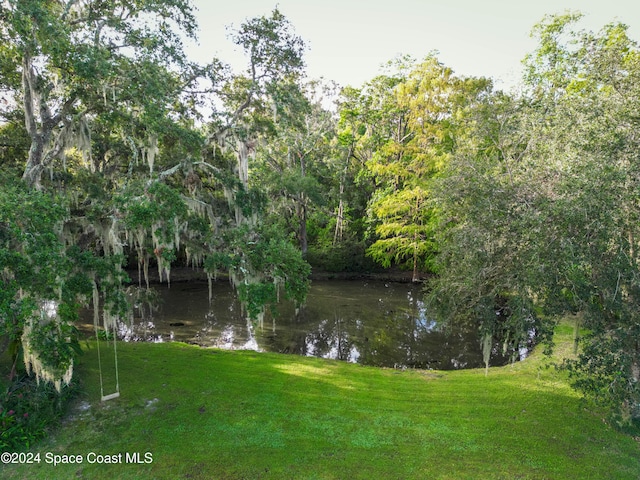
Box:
(90, 280), (514, 370)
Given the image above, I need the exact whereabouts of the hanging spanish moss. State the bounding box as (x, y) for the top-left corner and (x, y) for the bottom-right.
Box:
(21, 302), (74, 393)
(482, 333), (492, 377)
(142, 134), (159, 174)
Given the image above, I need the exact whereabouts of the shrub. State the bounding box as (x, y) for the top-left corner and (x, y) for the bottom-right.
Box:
(0, 374), (79, 451)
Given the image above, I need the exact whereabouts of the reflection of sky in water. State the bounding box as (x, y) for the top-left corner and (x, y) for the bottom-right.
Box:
(82, 280), (525, 370)
(118, 321), (164, 343)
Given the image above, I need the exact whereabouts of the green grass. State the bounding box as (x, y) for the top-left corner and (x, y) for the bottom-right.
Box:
(2, 322), (639, 479)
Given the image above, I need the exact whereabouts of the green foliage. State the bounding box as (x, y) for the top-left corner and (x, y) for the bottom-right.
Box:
(366, 186), (436, 275)
(353, 57), (492, 280)
(0, 179), (67, 334)
(0, 0), (200, 188)
(307, 241), (378, 274)
(231, 8), (306, 82)
(26, 321), (81, 378)
(425, 90), (556, 369)
(0, 174), (124, 389)
(237, 281), (277, 321)
(249, 79), (337, 258)
(529, 17), (640, 428)
(120, 182), (186, 231)
(235, 225), (311, 319)
(0, 120), (29, 174)
(119, 180), (189, 260)
(1, 0), (638, 442)
(0, 0), (318, 438)
(0, 374), (79, 451)
(428, 13), (640, 426)
(204, 251), (234, 273)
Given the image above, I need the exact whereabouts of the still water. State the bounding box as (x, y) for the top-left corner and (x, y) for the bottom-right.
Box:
(93, 280), (516, 370)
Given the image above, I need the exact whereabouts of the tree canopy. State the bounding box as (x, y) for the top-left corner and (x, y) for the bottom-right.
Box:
(427, 14), (640, 427)
(0, 3), (639, 430)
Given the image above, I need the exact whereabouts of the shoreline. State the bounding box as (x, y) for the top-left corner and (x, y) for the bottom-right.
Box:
(125, 265), (428, 285)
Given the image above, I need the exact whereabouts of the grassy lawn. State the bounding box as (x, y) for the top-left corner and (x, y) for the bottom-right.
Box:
(1, 322), (639, 479)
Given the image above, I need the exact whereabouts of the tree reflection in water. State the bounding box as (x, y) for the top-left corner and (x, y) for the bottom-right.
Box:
(85, 280), (516, 370)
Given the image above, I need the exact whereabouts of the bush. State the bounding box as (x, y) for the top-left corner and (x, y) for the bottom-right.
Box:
(307, 242), (380, 273)
(0, 374), (79, 451)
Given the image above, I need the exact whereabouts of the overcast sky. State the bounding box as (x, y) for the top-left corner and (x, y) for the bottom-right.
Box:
(186, 0), (640, 91)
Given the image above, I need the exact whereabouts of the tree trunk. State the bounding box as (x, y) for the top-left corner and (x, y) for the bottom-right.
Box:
(412, 203), (419, 282)
(299, 200), (307, 256)
(23, 135), (47, 189)
(334, 197), (344, 245)
(20, 54), (59, 190)
(298, 151), (308, 255)
(22, 54), (45, 189)
(237, 140), (250, 188)
(231, 139), (253, 226)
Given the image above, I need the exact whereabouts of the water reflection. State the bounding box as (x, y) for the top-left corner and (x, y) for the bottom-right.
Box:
(87, 280), (514, 370)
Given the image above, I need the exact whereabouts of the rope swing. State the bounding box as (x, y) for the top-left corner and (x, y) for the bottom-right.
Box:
(95, 321), (120, 401)
(93, 281), (120, 402)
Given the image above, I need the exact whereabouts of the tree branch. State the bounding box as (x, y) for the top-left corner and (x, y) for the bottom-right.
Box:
(21, 56), (37, 137)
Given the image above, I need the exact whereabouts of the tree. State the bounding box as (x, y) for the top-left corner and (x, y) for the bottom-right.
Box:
(534, 18), (640, 428)
(207, 7), (305, 194)
(362, 56), (491, 281)
(0, 0), (200, 189)
(426, 85), (556, 374)
(335, 67), (413, 271)
(0, 0), (204, 390)
(0, 175), (129, 391)
(428, 13), (640, 426)
(254, 79), (336, 256)
(328, 76), (402, 270)
(199, 8), (311, 321)
(0, 115), (29, 176)
(0, 4), (315, 394)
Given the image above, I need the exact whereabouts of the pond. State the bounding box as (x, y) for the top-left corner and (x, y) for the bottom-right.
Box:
(85, 280), (518, 370)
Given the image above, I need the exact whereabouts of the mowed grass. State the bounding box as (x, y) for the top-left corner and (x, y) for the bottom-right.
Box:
(2, 322), (639, 479)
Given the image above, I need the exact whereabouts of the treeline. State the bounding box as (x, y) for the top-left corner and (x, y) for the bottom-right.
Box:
(0, 3), (639, 429)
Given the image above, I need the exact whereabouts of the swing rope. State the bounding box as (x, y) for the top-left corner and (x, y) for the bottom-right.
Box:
(95, 319), (120, 402)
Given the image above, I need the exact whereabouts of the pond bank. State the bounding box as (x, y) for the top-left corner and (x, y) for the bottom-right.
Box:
(126, 265), (428, 285)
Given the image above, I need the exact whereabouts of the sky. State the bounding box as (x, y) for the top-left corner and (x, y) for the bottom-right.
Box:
(186, 0), (640, 91)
